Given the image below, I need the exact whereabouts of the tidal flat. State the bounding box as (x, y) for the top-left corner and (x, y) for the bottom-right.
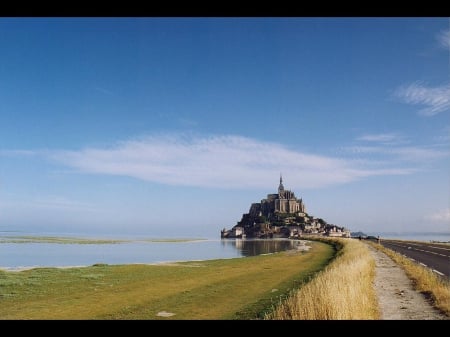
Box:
(0, 235), (205, 245)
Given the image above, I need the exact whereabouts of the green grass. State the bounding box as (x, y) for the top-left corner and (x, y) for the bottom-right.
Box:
(0, 241), (334, 319)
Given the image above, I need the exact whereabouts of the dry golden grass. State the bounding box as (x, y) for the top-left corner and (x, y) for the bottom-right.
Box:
(370, 242), (450, 316)
(266, 238), (379, 320)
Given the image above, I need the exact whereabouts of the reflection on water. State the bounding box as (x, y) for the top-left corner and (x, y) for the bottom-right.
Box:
(0, 237), (301, 269)
(221, 238), (298, 257)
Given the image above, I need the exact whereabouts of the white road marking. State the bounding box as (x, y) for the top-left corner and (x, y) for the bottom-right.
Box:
(389, 240), (450, 251)
(395, 241), (450, 251)
(387, 242), (450, 258)
(383, 242), (448, 277)
(429, 246), (450, 251)
(432, 270), (445, 276)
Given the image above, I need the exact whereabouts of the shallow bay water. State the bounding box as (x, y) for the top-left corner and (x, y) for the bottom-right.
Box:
(0, 234), (299, 270)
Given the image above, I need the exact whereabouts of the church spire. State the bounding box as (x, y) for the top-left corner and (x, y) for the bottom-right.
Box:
(278, 173), (284, 193)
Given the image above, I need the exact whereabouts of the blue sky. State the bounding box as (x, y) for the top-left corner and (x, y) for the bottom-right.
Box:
(0, 17), (448, 238)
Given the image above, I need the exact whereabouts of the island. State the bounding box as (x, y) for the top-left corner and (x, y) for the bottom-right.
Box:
(221, 175), (350, 239)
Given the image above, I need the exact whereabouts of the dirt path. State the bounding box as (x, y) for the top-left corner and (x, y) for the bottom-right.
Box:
(367, 244), (448, 320)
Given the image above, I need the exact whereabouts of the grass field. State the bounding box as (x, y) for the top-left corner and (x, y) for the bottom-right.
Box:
(266, 238), (379, 320)
(0, 240), (335, 319)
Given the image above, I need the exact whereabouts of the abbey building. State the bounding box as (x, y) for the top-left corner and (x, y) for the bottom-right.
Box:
(257, 175), (306, 216)
(221, 175), (350, 239)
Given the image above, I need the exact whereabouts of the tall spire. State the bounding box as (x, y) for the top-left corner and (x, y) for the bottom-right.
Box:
(278, 173), (284, 193)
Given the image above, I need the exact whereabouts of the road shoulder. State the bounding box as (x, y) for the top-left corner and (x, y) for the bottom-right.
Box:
(366, 244), (448, 320)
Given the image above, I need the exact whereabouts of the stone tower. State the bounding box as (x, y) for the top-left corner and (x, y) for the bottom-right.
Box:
(278, 174), (284, 195)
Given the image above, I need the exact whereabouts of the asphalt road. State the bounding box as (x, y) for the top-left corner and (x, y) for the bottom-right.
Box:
(378, 239), (450, 279)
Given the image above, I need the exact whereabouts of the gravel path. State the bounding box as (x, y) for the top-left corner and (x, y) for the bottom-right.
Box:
(367, 244), (448, 320)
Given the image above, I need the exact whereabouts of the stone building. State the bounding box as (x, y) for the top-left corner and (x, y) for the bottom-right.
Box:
(248, 175), (306, 218)
(221, 175), (350, 239)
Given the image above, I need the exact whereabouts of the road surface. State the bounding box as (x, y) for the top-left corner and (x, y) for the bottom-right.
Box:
(377, 239), (450, 278)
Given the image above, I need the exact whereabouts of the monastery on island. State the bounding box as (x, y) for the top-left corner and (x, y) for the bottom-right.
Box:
(221, 175), (350, 239)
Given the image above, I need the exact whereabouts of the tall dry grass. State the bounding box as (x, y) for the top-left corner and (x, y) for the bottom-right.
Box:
(266, 238), (379, 320)
(371, 242), (450, 316)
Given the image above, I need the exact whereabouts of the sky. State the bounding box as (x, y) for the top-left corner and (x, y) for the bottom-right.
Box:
(0, 17), (449, 238)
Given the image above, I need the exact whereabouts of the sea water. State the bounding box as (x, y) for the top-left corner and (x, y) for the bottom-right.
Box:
(0, 232), (299, 270)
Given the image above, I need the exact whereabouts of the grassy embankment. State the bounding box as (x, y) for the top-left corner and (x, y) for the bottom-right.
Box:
(266, 237), (379, 320)
(0, 240), (334, 319)
(369, 241), (450, 316)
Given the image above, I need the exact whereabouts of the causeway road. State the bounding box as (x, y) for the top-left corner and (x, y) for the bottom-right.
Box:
(377, 239), (450, 278)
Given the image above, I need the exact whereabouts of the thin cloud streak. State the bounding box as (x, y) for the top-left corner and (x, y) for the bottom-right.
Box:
(425, 209), (450, 224)
(357, 133), (399, 142)
(344, 145), (449, 162)
(433, 126), (450, 143)
(395, 82), (450, 116)
(0, 150), (40, 157)
(357, 133), (407, 144)
(437, 29), (450, 49)
(48, 134), (415, 190)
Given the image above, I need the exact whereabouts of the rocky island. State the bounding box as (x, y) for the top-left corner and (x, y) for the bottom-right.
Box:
(221, 175), (350, 239)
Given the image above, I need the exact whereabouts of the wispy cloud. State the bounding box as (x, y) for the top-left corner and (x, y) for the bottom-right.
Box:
(344, 144), (449, 162)
(394, 82), (450, 116)
(433, 125), (450, 143)
(47, 133), (416, 190)
(0, 149), (39, 157)
(425, 209), (450, 224)
(340, 131), (450, 169)
(437, 29), (450, 49)
(393, 146), (450, 161)
(357, 133), (406, 144)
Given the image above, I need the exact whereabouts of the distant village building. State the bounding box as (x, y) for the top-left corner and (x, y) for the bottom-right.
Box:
(221, 175), (350, 239)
